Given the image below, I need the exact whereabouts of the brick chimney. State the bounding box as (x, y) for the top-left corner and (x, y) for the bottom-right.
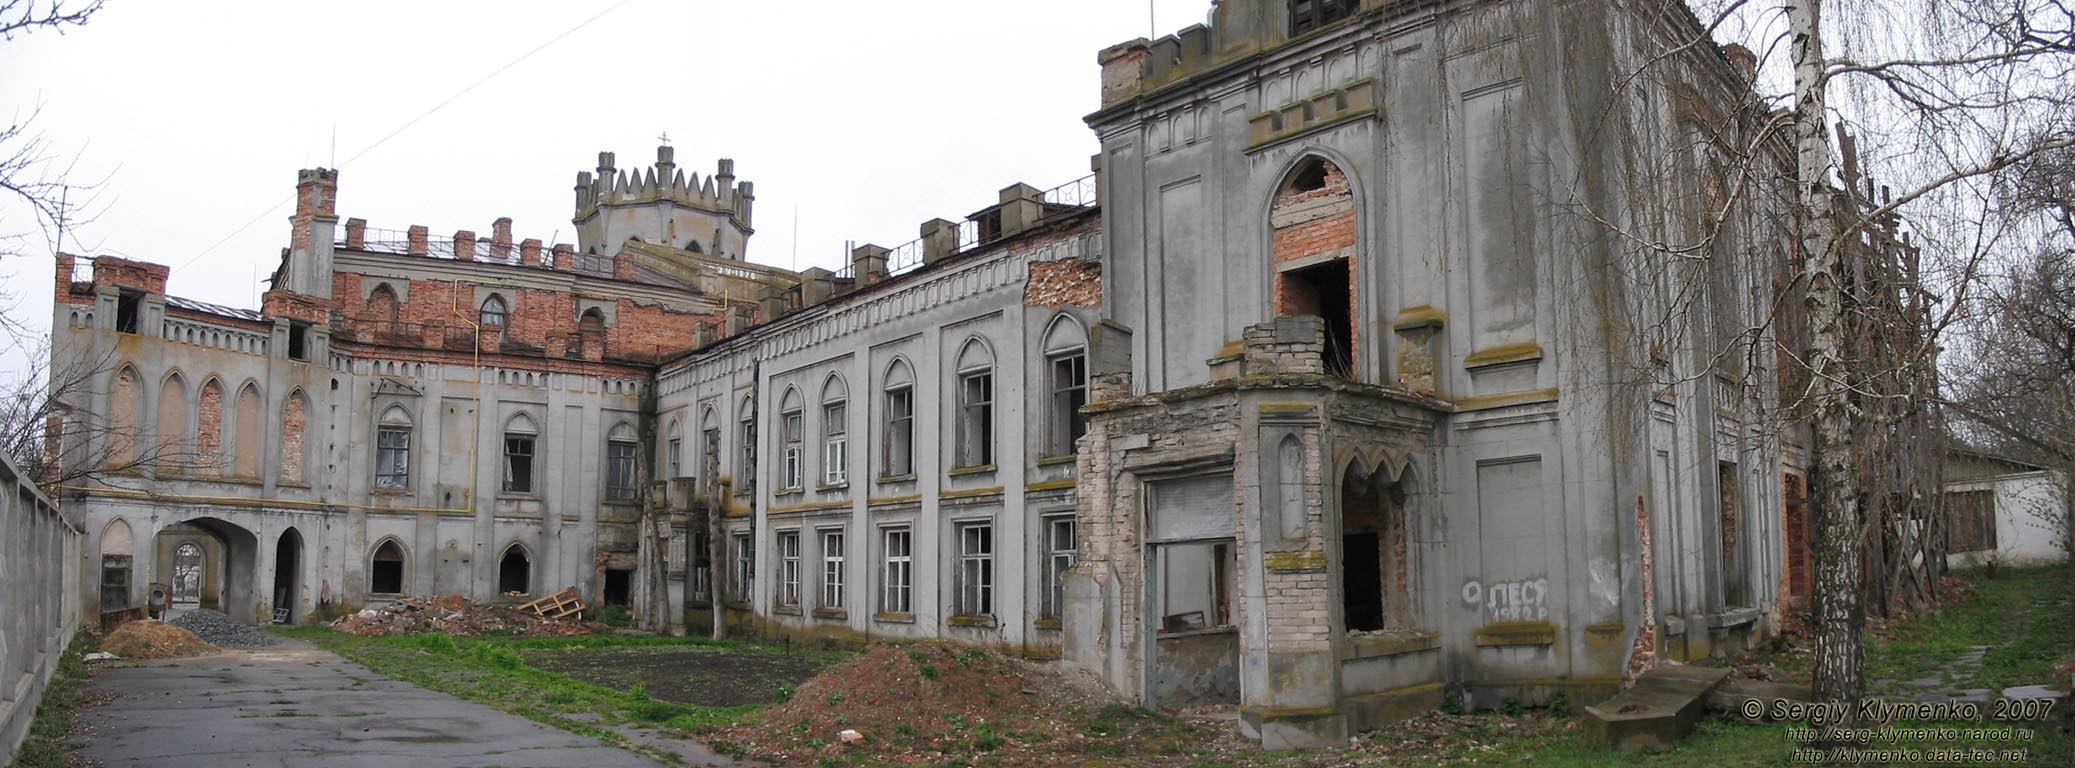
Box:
(520, 238), (542, 267)
(282, 168), (339, 298)
(490, 217), (513, 262)
(407, 225), (429, 255)
(454, 230), (477, 262)
(552, 243), (574, 271)
(344, 218), (367, 249)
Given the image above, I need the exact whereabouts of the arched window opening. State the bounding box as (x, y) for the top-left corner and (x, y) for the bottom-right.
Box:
(605, 422), (639, 501)
(368, 284), (400, 334)
(375, 406), (413, 490)
(882, 361), (915, 478)
(370, 540), (406, 594)
(1339, 463), (1411, 633)
(1271, 157), (1356, 378)
(157, 373), (189, 470)
(1041, 318), (1088, 458)
(479, 295), (508, 327)
(954, 340), (995, 468)
(100, 519), (135, 613)
(578, 309), (606, 359)
(738, 396), (757, 496)
(820, 375), (848, 485)
(779, 387), (804, 489)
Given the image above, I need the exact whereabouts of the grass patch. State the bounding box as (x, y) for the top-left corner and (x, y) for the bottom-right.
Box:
(272, 626), (767, 765)
(1869, 564), (2075, 690)
(11, 633), (97, 768)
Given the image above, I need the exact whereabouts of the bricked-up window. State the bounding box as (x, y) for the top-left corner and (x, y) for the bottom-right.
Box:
(374, 407), (413, 490)
(777, 530), (802, 608)
(956, 521), (994, 616)
(732, 533), (755, 602)
(1288, 0), (1356, 36)
(1945, 490), (1997, 553)
(479, 294), (508, 327)
(1041, 515), (1076, 621)
(738, 397), (757, 496)
(605, 423), (639, 501)
(883, 361), (915, 478)
(370, 539), (405, 594)
(115, 289), (143, 334)
(821, 529), (846, 609)
(780, 388), (804, 490)
(578, 308), (606, 358)
(822, 375), (848, 485)
(882, 526), (913, 614)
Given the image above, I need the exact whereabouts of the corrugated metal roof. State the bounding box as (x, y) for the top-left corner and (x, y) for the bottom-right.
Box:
(164, 295), (265, 322)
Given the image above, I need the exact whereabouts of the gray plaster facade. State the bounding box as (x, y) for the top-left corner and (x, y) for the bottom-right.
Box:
(45, 0), (1807, 750)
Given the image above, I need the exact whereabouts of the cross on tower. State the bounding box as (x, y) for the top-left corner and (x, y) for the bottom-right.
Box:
(658, 131), (671, 147)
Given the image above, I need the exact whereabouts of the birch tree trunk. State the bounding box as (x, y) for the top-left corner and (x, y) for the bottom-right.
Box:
(1790, 0), (1865, 706)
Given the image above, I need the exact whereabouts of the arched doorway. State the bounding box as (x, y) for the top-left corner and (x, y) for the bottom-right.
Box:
(1338, 461), (1412, 633)
(498, 544), (531, 595)
(370, 539), (406, 595)
(172, 542), (204, 602)
(273, 528), (303, 624)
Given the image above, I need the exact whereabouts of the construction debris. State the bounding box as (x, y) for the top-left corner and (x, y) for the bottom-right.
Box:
(171, 608), (281, 647)
(518, 587), (585, 620)
(101, 620), (218, 659)
(328, 594), (592, 637)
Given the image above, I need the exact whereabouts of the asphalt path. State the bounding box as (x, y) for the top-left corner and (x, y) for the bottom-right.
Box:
(75, 636), (666, 768)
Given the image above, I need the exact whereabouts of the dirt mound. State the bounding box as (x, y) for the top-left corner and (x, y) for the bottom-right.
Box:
(328, 594), (592, 637)
(712, 642), (1127, 765)
(101, 620), (217, 659)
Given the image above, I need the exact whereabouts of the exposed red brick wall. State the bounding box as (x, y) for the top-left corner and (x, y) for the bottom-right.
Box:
(1624, 496), (1660, 686)
(280, 392), (307, 485)
(1024, 259), (1102, 307)
(327, 270), (717, 366)
(91, 257), (171, 295)
(1271, 161), (1359, 368)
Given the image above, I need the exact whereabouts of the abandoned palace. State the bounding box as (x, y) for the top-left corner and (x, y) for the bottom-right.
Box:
(46, 0), (1814, 749)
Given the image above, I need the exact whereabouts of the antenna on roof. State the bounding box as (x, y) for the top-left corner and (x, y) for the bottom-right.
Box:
(791, 204), (799, 272)
(1149, 0), (1156, 38)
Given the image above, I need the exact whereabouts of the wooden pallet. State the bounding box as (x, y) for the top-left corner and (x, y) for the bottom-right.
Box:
(519, 587), (585, 620)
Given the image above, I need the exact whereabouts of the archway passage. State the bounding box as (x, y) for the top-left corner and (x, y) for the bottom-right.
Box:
(498, 545), (531, 595)
(273, 528), (303, 624)
(156, 517), (261, 623)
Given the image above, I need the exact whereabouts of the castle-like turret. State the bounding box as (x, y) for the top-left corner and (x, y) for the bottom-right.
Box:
(572, 143), (755, 260)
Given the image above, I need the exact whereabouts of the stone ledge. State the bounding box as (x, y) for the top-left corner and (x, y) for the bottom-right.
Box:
(1341, 630), (1439, 660)
(1463, 341), (1544, 369)
(946, 614), (997, 629)
(1473, 620), (1557, 647)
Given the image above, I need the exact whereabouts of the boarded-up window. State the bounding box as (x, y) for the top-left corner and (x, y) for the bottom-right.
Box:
(1945, 490), (1997, 553)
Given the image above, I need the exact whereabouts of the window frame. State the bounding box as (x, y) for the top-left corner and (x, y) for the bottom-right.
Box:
(605, 437), (639, 501)
(781, 408), (804, 490)
(375, 424), (412, 490)
(732, 533), (755, 603)
(1041, 515), (1077, 621)
(479, 294), (508, 327)
(955, 521), (995, 617)
(502, 432), (537, 493)
(1047, 352), (1087, 457)
(956, 369), (994, 468)
(882, 526), (913, 615)
(820, 528), (846, 610)
(777, 530), (802, 608)
(884, 383), (914, 478)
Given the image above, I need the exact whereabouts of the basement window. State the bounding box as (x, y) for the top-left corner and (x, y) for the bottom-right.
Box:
(115, 290), (143, 334)
(1277, 259), (1354, 378)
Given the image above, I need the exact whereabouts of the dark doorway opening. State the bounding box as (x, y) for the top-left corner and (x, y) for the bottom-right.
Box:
(499, 546), (531, 594)
(371, 540), (405, 594)
(603, 568), (632, 606)
(1278, 260), (1353, 378)
(116, 290), (143, 334)
(1342, 531), (1383, 631)
(273, 528), (302, 624)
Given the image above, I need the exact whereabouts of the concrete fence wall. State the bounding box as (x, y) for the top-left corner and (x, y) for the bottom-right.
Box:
(0, 453), (83, 762)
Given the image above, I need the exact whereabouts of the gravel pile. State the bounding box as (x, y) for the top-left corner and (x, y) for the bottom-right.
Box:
(170, 608), (280, 647)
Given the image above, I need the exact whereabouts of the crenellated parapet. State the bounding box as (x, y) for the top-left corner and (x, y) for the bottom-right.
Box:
(572, 144), (756, 260)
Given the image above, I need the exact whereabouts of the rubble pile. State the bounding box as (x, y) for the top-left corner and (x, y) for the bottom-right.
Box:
(328, 594), (592, 637)
(171, 609), (280, 647)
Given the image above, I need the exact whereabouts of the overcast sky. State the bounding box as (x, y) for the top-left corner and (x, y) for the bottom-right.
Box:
(1, 0), (1193, 369)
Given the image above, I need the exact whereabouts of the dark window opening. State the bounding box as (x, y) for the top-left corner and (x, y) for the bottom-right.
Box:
(976, 209), (1004, 246)
(1289, 0), (1357, 36)
(1290, 160), (1329, 192)
(498, 547), (531, 594)
(370, 541), (405, 594)
(1278, 259), (1354, 378)
(504, 434), (535, 493)
(115, 290), (143, 334)
(603, 568), (632, 606)
(287, 321), (310, 360)
(1342, 531), (1383, 631)
(1048, 354), (1087, 457)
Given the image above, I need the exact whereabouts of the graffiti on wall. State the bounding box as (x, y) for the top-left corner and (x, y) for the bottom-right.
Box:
(1462, 577), (1549, 621)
